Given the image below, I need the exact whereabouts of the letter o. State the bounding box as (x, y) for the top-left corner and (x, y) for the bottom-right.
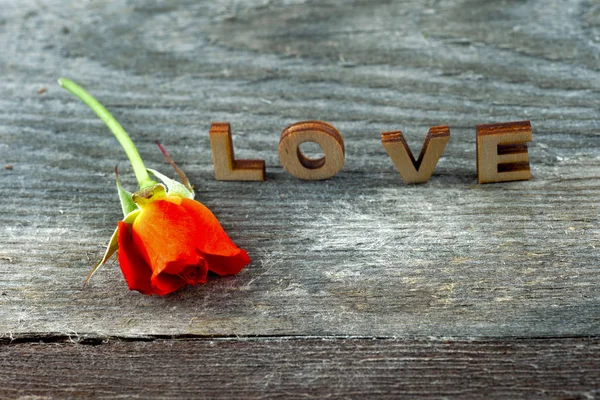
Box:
(278, 121), (345, 180)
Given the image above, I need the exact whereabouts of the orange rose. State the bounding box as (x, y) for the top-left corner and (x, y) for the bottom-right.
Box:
(118, 195), (249, 296)
(59, 78), (250, 295)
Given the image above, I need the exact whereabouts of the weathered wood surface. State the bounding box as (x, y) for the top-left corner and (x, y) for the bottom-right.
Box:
(1, 0), (599, 396)
(1, 337), (599, 399)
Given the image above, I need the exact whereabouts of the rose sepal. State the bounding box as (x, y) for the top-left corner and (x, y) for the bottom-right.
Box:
(147, 168), (194, 200)
(115, 166), (138, 217)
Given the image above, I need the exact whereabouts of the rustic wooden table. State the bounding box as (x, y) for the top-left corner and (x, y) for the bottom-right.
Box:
(1, 0), (599, 398)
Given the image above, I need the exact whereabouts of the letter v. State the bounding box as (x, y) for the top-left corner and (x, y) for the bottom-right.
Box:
(381, 125), (450, 184)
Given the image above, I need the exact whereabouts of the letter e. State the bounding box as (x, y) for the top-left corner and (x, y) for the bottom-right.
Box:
(476, 120), (532, 184)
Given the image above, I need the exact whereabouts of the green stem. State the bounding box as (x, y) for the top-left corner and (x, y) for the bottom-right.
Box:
(58, 78), (156, 189)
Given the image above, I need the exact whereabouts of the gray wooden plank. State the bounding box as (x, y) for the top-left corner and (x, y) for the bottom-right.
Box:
(1, 337), (599, 399)
(0, 0), (599, 337)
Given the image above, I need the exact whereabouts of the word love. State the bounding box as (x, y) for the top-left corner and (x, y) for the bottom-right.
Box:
(209, 120), (532, 184)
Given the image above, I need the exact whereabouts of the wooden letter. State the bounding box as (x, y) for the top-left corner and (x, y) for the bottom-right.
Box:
(476, 120), (532, 184)
(209, 122), (265, 181)
(381, 125), (450, 184)
(278, 121), (345, 180)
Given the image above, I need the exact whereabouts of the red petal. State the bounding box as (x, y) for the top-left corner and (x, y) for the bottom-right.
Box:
(151, 272), (187, 296)
(117, 221), (153, 295)
(205, 250), (250, 276)
(162, 257), (207, 280)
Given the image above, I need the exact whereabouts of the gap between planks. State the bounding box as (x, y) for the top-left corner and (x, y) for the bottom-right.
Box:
(2, 332), (599, 345)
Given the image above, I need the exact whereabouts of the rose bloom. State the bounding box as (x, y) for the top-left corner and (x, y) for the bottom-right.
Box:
(117, 195), (250, 296)
(58, 77), (250, 296)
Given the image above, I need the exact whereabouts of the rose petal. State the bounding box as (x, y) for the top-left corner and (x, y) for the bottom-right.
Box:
(131, 198), (200, 276)
(152, 257), (208, 295)
(205, 250), (250, 276)
(179, 263), (208, 285)
(180, 198), (249, 257)
(163, 257), (208, 285)
(117, 221), (153, 295)
(151, 272), (187, 296)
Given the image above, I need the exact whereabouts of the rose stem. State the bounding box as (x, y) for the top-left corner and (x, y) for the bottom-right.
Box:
(58, 78), (156, 189)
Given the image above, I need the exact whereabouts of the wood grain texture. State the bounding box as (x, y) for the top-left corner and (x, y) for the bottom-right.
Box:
(0, 0), (599, 342)
(1, 337), (599, 399)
